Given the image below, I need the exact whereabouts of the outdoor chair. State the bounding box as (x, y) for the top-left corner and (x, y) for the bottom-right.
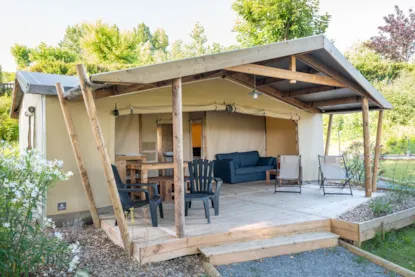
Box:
(318, 155), (353, 196)
(275, 155), (302, 194)
(185, 159), (223, 224)
(111, 165), (164, 227)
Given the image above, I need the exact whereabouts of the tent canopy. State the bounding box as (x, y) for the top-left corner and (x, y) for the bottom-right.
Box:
(10, 35), (392, 118)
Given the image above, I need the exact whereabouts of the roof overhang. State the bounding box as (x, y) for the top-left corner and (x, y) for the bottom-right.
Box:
(84, 35), (392, 113)
(10, 35), (392, 118)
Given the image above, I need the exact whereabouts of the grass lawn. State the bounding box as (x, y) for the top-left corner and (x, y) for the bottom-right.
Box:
(380, 160), (415, 183)
(362, 225), (415, 271)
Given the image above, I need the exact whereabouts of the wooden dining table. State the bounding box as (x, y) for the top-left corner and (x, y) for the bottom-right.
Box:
(127, 161), (189, 199)
(115, 155), (147, 183)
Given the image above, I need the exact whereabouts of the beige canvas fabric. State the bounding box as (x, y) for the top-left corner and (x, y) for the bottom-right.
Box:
(279, 155), (300, 180)
(320, 155), (347, 180)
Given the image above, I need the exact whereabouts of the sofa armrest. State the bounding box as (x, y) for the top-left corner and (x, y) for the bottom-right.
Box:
(214, 159), (235, 183)
(257, 157), (276, 167)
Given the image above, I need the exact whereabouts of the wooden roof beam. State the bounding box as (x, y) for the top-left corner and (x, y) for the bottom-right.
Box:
(297, 54), (381, 106)
(80, 70), (227, 100)
(225, 73), (320, 113)
(225, 64), (346, 87)
(311, 96), (361, 108)
(282, 86), (339, 98)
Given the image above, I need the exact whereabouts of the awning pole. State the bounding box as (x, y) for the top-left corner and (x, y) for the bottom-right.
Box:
(362, 97), (372, 197)
(172, 77), (185, 238)
(75, 64), (133, 255)
(55, 82), (100, 228)
(372, 110), (384, 192)
(325, 114), (333, 155)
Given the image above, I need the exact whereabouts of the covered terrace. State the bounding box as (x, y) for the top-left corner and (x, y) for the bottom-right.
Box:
(52, 35), (391, 259)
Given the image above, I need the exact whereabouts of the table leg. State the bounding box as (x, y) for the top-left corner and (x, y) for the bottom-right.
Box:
(141, 169), (148, 200)
(129, 168), (137, 200)
(116, 161), (127, 183)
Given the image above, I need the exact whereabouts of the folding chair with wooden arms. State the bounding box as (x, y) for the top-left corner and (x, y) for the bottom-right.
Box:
(275, 155), (302, 194)
(318, 155), (353, 196)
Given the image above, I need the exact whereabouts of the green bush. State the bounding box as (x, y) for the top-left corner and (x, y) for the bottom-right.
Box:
(342, 141), (370, 185)
(0, 95), (18, 142)
(384, 137), (415, 154)
(0, 142), (79, 275)
(369, 197), (393, 216)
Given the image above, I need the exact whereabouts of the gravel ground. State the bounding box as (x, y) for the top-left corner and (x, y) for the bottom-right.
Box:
(36, 225), (206, 277)
(339, 192), (415, 222)
(216, 246), (400, 277)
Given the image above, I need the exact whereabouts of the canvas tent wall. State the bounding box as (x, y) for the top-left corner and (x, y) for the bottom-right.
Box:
(14, 76), (323, 218)
(10, 35), (391, 219)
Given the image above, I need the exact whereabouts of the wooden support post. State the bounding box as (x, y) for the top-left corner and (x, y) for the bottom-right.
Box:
(75, 64), (133, 255)
(362, 97), (372, 197)
(289, 56), (296, 84)
(325, 114), (333, 156)
(172, 77), (185, 238)
(372, 110), (384, 192)
(55, 83), (101, 228)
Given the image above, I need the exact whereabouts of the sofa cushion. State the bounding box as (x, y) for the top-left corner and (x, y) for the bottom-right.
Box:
(239, 151), (260, 167)
(257, 157), (274, 166)
(216, 152), (241, 168)
(236, 165), (274, 175)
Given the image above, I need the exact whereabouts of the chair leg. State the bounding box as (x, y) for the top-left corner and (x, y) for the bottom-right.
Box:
(185, 201), (189, 216)
(214, 197), (219, 216)
(149, 202), (158, 227)
(274, 178), (278, 193)
(188, 201), (192, 209)
(159, 203), (164, 218)
(203, 198), (210, 224)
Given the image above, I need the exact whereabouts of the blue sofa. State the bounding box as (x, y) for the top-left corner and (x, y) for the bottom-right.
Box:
(214, 151), (276, 184)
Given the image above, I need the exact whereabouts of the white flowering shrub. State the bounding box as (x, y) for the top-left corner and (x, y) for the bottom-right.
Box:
(0, 142), (79, 275)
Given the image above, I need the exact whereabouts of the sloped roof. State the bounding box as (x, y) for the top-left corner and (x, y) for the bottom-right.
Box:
(10, 71), (79, 118)
(10, 35), (392, 118)
(89, 35), (392, 112)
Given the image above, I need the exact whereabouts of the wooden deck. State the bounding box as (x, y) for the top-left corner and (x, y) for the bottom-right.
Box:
(100, 181), (379, 263)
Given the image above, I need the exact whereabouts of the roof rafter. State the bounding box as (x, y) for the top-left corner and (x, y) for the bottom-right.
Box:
(311, 96), (361, 108)
(225, 73), (320, 113)
(282, 85), (339, 98)
(296, 54), (381, 106)
(225, 64), (346, 87)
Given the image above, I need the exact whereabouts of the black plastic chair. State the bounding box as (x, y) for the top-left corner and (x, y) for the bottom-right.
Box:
(111, 165), (163, 227)
(185, 159), (223, 224)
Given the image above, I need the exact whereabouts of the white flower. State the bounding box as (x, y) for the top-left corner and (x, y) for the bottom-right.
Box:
(54, 232), (63, 240)
(67, 171), (73, 176)
(3, 222), (10, 228)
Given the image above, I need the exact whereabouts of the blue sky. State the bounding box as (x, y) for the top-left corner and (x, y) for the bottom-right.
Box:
(0, 0), (413, 71)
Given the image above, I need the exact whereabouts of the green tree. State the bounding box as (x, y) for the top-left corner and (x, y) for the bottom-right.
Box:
(232, 0), (331, 46)
(10, 44), (31, 68)
(345, 43), (415, 82)
(151, 28), (169, 52)
(59, 23), (89, 59)
(30, 42), (77, 63)
(134, 23), (152, 45)
(0, 95), (18, 141)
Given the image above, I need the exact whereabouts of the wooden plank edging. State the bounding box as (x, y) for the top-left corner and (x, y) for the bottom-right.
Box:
(203, 262), (222, 277)
(331, 208), (415, 243)
(339, 240), (415, 277)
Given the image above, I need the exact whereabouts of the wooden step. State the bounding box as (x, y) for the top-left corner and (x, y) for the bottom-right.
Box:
(199, 231), (339, 265)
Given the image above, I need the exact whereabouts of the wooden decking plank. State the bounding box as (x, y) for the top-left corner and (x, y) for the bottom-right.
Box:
(200, 231), (339, 256)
